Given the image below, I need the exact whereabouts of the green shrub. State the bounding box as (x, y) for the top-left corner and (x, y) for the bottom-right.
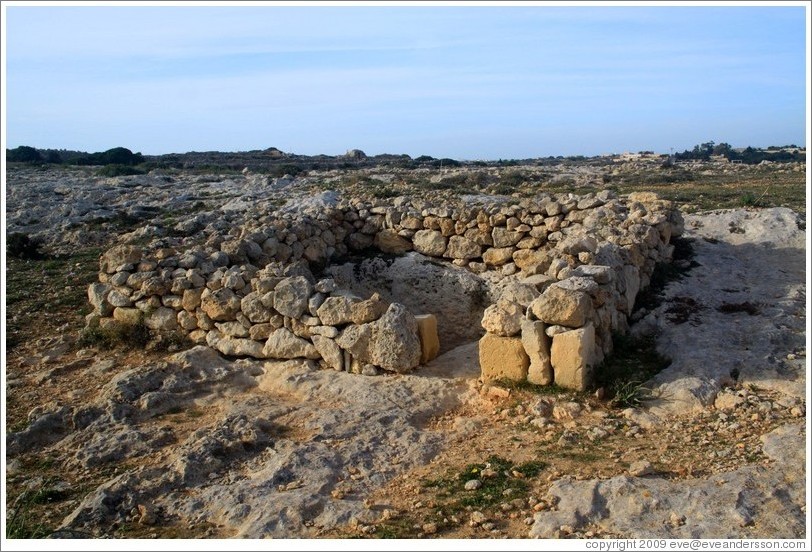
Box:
(7, 232), (43, 259)
(97, 164), (146, 177)
(79, 319), (151, 349)
(740, 191), (762, 207)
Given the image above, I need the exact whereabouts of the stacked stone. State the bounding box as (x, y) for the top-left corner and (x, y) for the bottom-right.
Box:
(477, 192), (682, 391)
(87, 189), (681, 382)
(88, 247), (439, 375)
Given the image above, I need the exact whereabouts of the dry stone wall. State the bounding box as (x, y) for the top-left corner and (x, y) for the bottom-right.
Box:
(87, 189), (683, 388)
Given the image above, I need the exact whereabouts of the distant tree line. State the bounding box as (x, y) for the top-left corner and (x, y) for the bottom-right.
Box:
(674, 141), (804, 164)
(6, 145), (144, 166)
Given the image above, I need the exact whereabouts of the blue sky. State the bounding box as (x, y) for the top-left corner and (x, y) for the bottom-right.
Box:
(3, 4), (807, 159)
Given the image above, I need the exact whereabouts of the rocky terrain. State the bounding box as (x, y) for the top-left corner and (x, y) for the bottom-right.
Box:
(3, 158), (807, 541)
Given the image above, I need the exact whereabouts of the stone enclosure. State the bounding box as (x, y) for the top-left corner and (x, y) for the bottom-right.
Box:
(87, 190), (683, 390)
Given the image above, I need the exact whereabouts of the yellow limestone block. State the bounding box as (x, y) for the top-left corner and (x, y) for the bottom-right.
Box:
(478, 333), (529, 383)
(415, 314), (440, 364)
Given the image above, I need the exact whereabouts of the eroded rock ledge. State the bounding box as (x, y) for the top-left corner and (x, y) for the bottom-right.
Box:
(87, 190), (683, 389)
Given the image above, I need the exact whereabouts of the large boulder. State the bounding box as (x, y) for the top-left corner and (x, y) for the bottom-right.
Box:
(367, 303), (421, 373)
(412, 230), (447, 257)
(492, 227), (524, 248)
(480, 300), (524, 337)
(200, 288), (241, 322)
(374, 229), (413, 255)
(182, 288), (204, 312)
(311, 335), (343, 371)
(100, 245), (142, 274)
(317, 296), (356, 326)
(335, 324), (372, 360)
(240, 291), (272, 323)
(263, 328), (319, 359)
(206, 330), (266, 358)
(273, 276), (313, 319)
(444, 235), (481, 260)
(88, 283), (113, 316)
(513, 249), (553, 275)
(144, 307), (179, 331)
(349, 292), (388, 324)
(529, 285), (593, 328)
(482, 247), (515, 266)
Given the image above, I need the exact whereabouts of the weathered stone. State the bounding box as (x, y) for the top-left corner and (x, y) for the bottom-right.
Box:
(551, 324), (596, 391)
(177, 310), (198, 331)
(141, 276), (169, 296)
(482, 247), (515, 266)
(215, 321), (250, 338)
(317, 296), (356, 326)
(311, 335), (343, 371)
(188, 329), (207, 344)
(144, 307), (179, 331)
(412, 229), (447, 257)
(480, 301), (524, 337)
(101, 245), (142, 274)
(349, 292), (388, 324)
(161, 295), (182, 309)
(107, 290), (133, 308)
(444, 235), (481, 260)
(240, 291), (272, 323)
(273, 276), (313, 319)
(492, 227), (524, 248)
(529, 285), (593, 327)
(513, 249), (552, 275)
(314, 278), (336, 294)
(88, 283), (113, 316)
(479, 333), (529, 383)
(195, 310), (214, 330)
(622, 266), (640, 312)
(368, 303), (422, 373)
(629, 461), (654, 477)
(112, 307), (142, 326)
(302, 239), (328, 264)
(570, 264), (614, 284)
(310, 325), (339, 338)
(374, 229), (413, 254)
(558, 234), (598, 255)
(249, 323), (273, 341)
(521, 319), (553, 385)
(206, 330), (266, 358)
(415, 314), (440, 364)
(498, 281), (540, 308)
(200, 287), (241, 322)
(348, 232), (374, 250)
(221, 271), (245, 291)
(109, 271), (130, 287)
(308, 292), (326, 316)
(182, 288), (204, 312)
(263, 328), (319, 359)
(336, 324), (372, 360)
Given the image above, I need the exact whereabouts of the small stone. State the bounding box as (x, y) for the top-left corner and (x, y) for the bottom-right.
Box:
(629, 460), (654, 477)
(470, 511), (487, 526)
(464, 479), (482, 491)
(422, 522), (438, 535)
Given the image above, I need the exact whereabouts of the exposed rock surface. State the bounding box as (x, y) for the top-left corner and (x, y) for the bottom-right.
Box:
(529, 424), (805, 538)
(31, 346), (478, 538)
